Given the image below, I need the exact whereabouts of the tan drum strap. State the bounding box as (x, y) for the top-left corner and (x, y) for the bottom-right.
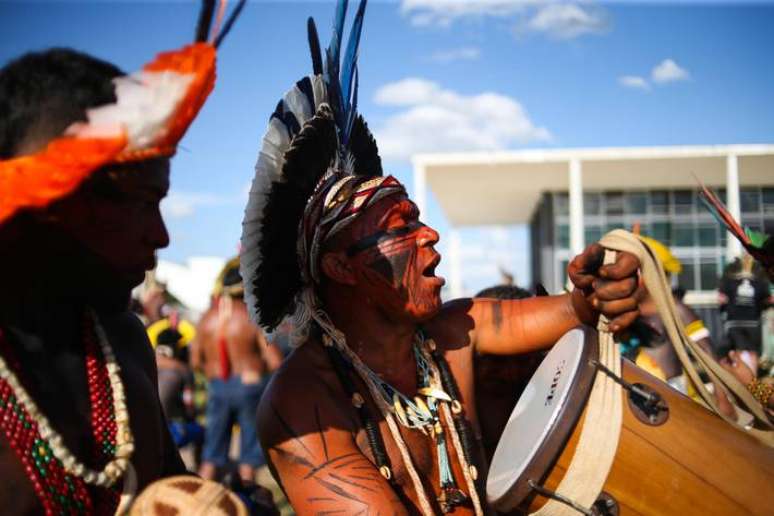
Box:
(599, 229), (774, 446)
(532, 250), (624, 516)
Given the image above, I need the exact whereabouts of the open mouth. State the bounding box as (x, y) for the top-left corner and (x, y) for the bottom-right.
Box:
(422, 254), (441, 278)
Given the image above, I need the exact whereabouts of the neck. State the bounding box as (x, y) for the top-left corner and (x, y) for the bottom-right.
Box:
(322, 286), (419, 390)
(0, 218), (129, 333)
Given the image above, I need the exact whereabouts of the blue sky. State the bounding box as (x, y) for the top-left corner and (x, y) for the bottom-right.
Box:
(2, 1), (774, 295)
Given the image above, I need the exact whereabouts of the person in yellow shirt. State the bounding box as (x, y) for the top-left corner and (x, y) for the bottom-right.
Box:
(628, 237), (737, 418)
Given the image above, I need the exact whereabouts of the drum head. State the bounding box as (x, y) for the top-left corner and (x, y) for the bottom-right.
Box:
(486, 326), (597, 510)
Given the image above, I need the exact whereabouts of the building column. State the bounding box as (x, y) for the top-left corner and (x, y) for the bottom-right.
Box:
(449, 229), (464, 299)
(413, 163), (427, 219)
(569, 159), (585, 256)
(726, 153), (742, 261)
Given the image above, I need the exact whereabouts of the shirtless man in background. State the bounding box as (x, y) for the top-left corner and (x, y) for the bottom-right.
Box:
(191, 258), (283, 483)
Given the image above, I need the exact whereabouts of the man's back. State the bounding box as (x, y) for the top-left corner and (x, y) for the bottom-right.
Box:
(194, 299), (279, 380)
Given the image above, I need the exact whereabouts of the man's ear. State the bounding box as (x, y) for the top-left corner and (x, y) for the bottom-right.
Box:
(320, 251), (357, 286)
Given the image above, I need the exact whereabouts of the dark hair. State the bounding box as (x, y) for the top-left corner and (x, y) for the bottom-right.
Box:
(475, 284), (532, 300)
(222, 266), (242, 288)
(157, 328), (183, 347)
(0, 48), (124, 159)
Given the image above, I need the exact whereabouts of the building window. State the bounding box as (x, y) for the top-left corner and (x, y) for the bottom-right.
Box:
(672, 224), (694, 247)
(651, 190), (669, 214)
(700, 260), (720, 291)
(741, 188), (760, 214)
(584, 192), (601, 215)
(763, 188), (774, 215)
(697, 225), (718, 247)
(651, 222), (671, 245)
(585, 225), (602, 244)
(626, 192), (647, 216)
(605, 191), (624, 216)
(678, 262), (696, 290)
(606, 222), (625, 235)
(556, 224), (570, 249)
(554, 193), (569, 217)
(672, 190), (694, 215)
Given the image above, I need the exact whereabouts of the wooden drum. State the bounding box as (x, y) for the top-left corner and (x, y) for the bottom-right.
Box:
(486, 326), (774, 515)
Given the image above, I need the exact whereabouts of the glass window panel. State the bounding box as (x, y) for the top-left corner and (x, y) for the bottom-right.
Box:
(606, 222), (624, 235)
(651, 190), (669, 214)
(554, 193), (569, 216)
(584, 192), (601, 215)
(556, 224), (570, 248)
(605, 191), (624, 216)
(697, 225), (717, 247)
(585, 226), (602, 244)
(763, 188), (774, 215)
(741, 188), (760, 214)
(678, 262), (696, 291)
(700, 261), (719, 291)
(672, 224), (694, 247)
(626, 192), (647, 215)
(651, 222), (671, 245)
(673, 190), (693, 215)
(559, 260), (570, 285)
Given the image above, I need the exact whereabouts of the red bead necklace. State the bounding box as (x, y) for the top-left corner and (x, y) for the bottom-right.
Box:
(0, 313), (120, 515)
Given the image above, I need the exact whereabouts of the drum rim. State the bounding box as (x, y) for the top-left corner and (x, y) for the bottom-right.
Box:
(490, 325), (600, 511)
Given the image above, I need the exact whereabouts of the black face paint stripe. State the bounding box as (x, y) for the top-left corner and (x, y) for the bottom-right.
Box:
(346, 222), (423, 256)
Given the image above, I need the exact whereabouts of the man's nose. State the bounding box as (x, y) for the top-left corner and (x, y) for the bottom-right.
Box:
(148, 210), (170, 250)
(417, 224), (440, 247)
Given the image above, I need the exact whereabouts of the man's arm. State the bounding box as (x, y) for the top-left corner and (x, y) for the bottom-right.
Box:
(256, 328), (284, 372)
(258, 394), (408, 514)
(428, 244), (640, 356)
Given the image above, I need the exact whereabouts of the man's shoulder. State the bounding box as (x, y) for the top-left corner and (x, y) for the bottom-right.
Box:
(100, 310), (156, 377)
(257, 342), (351, 441)
(423, 298), (476, 354)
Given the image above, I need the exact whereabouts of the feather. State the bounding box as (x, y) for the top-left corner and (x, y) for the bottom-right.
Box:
(195, 0), (216, 43)
(307, 18), (323, 75)
(696, 180), (750, 245)
(329, 0), (348, 71)
(344, 65), (359, 145)
(248, 105), (338, 328)
(341, 0), (367, 131)
(214, 0), (247, 48)
(348, 114), (381, 177)
(696, 178), (774, 270)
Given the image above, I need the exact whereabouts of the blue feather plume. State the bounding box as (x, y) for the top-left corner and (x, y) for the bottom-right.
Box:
(320, 0), (368, 149)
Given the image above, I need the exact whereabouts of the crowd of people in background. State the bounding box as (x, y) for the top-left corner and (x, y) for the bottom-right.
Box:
(132, 242), (772, 509)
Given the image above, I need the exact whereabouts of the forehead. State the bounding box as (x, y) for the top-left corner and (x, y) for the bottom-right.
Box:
(107, 158), (170, 194)
(337, 192), (415, 243)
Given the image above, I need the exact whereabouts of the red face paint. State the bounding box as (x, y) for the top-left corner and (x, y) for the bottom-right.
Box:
(344, 194), (444, 322)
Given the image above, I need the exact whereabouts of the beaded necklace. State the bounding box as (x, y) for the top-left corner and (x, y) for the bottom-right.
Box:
(0, 310), (133, 515)
(314, 311), (484, 516)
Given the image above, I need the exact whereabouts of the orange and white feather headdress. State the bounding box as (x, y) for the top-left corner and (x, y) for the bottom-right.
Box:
(0, 0), (245, 224)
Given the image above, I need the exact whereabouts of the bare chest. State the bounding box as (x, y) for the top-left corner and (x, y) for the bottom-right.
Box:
(351, 357), (483, 515)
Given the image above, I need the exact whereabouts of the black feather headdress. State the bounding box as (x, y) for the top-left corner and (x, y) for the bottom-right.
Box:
(240, 0), (389, 331)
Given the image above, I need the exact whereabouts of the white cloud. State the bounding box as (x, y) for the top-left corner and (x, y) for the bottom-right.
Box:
(429, 46), (481, 63)
(524, 3), (608, 39)
(373, 78), (551, 161)
(618, 75), (650, 90)
(401, 0), (608, 39)
(401, 0), (526, 27)
(651, 58), (690, 84)
(162, 191), (229, 218)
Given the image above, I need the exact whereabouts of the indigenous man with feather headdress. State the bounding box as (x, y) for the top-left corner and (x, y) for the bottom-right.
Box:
(241, 2), (642, 514)
(0, 2), (256, 513)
